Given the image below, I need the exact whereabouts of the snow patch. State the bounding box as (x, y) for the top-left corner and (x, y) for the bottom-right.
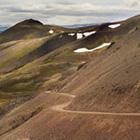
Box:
(74, 43), (112, 53)
(108, 24), (120, 29)
(77, 33), (83, 39)
(94, 43), (112, 50)
(74, 48), (90, 53)
(83, 31), (96, 37)
(49, 29), (54, 34)
(76, 31), (96, 39)
(68, 33), (75, 36)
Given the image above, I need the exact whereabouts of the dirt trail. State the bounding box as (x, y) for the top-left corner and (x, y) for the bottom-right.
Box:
(46, 91), (140, 116)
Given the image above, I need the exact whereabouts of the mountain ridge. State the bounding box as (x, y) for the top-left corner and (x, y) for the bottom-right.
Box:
(0, 15), (139, 140)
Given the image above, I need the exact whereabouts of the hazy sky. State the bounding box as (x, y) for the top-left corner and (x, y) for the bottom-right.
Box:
(0, 0), (140, 26)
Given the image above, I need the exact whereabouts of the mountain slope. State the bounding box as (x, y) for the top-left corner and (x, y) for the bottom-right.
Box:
(0, 15), (140, 104)
(0, 15), (139, 140)
(62, 26), (140, 113)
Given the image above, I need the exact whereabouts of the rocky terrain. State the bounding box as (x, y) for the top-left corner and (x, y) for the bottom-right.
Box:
(0, 15), (139, 140)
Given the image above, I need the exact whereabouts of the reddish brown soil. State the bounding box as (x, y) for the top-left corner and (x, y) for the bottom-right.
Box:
(0, 92), (139, 140)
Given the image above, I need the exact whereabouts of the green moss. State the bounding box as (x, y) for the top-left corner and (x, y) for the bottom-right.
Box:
(0, 38), (46, 70)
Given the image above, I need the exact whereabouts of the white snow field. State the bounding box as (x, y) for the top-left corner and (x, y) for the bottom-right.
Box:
(108, 24), (121, 29)
(68, 33), (75, 36)
(74, 43), (112, 53)
(49, 29), (54, 34)
(83, 31), (96, 37)
(77, 33), (83, 39)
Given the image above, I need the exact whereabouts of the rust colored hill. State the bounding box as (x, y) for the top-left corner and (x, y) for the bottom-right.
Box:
(62, 25), (140, 113)
(0, 15), (139, 140)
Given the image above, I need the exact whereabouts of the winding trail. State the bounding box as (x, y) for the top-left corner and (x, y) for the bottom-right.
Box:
(46, 91), (140, 116)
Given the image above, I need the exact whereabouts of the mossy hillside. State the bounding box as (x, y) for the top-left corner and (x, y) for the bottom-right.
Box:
(0, 37), (48, 69)
(0, 56), (77, 96)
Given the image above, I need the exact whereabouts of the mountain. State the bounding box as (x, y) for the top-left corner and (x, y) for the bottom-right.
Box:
(0, 25), (8, 32)
(0, 15), (139, 140)
(64, 23), (97, 28)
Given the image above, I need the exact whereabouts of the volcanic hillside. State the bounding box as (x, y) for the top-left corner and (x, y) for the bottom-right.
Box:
(0, 15), (139, 140)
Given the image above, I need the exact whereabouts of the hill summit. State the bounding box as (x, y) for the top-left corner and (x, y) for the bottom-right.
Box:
(15, 19), (44, 26)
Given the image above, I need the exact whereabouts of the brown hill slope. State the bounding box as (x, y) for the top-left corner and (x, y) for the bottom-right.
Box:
(0, 15), (140, 108)
(0, 19), (120, 96)
(62, 20), (140, 113)
(0, 15), (139, 140)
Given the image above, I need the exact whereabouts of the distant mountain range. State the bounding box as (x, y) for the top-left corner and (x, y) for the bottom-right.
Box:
(63, 23), (97, 28)
(0, 23), (99, 33)
(0, 24), (97, 32)
(0, 25), (8, 32)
